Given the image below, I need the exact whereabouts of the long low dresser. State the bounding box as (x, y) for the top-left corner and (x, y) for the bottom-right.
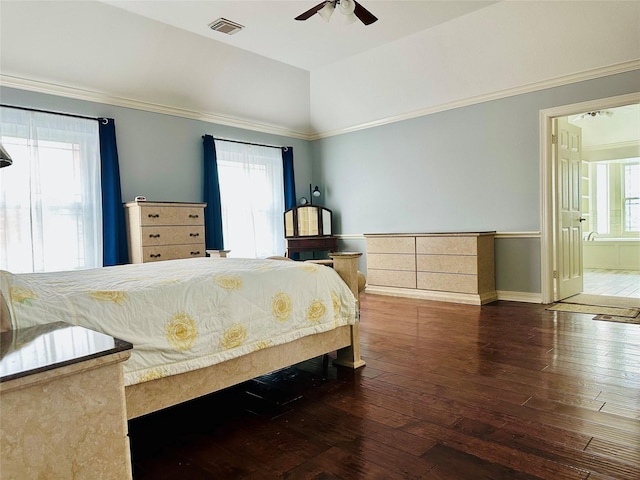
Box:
(364, 232), (497, 305)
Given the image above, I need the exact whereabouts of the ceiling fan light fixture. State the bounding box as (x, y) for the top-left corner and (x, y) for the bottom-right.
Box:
(340, 11), (358, 24)
(338, 0), (356, 15)
(295, 0), (378, 26)
(573, 110), (615, 121)
(318, 2), (335, 22)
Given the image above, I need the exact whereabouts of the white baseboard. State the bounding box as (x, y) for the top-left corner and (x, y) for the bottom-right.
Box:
(496, 290), (542, 303)
(364, 285), (542, 304)
(364, 285), (497, 306)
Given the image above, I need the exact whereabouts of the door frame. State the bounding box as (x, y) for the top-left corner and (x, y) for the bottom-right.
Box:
(539, 92), (640, 304)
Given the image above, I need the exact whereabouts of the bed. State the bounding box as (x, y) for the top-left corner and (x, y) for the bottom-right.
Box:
(0, 253), (364, 419)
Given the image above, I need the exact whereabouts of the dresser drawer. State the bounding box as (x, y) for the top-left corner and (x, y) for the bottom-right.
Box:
(417, 272), (478, 294)
(416, 236), (477, 255)
(138, 206), (204, 226)
(367, 269), (416, 288)
(141, 244), (206, 262)
(366, 237), (415, 254)
(140, 226), (205, 247)
(417, 254), (478, 274)
(367, 253), (415, 271)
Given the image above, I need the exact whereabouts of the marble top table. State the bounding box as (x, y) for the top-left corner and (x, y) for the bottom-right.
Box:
(1, 322), (134, 479)
(0, 321), (132, 383)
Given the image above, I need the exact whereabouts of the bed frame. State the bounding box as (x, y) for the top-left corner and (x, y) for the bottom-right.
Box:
(1, 253), (365, 420)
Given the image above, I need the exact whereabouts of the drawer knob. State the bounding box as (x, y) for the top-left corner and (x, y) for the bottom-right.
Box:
(190, 251), (201, 256)
(190, 233), (199, 237)
(149, 234), (160, 238)
(148, 214), (160, 218)
(189, 214), (199, 219)
(150, 253), (161, 258)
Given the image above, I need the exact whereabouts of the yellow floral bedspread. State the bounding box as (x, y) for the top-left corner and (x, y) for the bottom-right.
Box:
(0, 258), (357, 386)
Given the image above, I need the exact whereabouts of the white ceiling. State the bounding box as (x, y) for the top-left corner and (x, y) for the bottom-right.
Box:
(101, 1), (497, 71)
(569, 104), (640, 149)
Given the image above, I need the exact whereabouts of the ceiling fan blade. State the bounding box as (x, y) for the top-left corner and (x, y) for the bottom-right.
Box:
(353, 1), (378, 25)
(295, 1), (330, 21)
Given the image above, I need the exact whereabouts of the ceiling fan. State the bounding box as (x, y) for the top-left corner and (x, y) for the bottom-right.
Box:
(295, 0), (378, 26)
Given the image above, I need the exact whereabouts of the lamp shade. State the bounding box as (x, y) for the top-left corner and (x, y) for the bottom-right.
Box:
(318, 2), (335, 22)
(338, 0), (356, 15)
(338, 0), (357, 24)
(0, 143), (12, 168)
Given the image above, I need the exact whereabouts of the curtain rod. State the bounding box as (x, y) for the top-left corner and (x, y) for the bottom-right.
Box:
(0, 104), (106, 123)
(204, 135), (287, 151)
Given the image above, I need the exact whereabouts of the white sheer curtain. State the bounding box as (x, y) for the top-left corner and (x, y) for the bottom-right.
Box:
(214, 140), (285, 258)
(0, 108), (101, 273)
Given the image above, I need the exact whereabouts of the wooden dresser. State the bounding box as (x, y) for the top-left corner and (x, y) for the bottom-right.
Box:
(364, 232), (497, 305)
(124, 201), (206, 263)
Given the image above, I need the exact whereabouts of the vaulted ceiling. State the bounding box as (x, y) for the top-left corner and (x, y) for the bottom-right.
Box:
(101, 1), (496, 71)
(1, 1), (638, 139)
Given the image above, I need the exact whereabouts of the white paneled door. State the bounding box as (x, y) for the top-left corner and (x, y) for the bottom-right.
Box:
(555, 117), (584, 300)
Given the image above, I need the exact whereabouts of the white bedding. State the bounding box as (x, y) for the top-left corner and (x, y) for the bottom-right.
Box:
(0, 258), (357, 386)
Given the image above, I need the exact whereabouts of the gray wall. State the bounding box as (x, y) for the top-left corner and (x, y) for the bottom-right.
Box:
(314, 70), (640, 294)
(0, 87), (314, 205)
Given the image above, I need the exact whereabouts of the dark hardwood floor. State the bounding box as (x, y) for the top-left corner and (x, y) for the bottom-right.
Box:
(129, 294), (640, 479)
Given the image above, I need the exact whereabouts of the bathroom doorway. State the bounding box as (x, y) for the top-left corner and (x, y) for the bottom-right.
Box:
(565, 103), (640, 299)
(540, 93), (640, 304)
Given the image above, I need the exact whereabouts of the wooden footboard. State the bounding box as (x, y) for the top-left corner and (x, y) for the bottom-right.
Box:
(126, 325), (352, 418)
(125, 252), (365, 419)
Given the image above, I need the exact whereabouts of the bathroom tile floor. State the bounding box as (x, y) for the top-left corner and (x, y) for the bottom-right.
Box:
(583, 269), (640, 298)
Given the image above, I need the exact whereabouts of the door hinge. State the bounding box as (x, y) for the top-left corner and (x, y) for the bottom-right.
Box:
(553, 270), (558, 278)
(551, 134), (557, 144)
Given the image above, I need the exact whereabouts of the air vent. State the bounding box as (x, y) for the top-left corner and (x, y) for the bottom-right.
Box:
(208, 18), (244, 35)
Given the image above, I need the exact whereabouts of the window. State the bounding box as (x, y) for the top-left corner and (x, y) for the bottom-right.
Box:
(215, 140), (285, 258)
(589, 158), (640, 237)
(595, 163), (609, 235)
(624, 163), (639, 232)
(0, 108), (101, 273)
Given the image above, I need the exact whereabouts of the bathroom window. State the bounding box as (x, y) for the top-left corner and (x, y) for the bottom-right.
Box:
(590, 159), (640, 237)
(624, 163), (639, 232)
(595, 163), (609, 235)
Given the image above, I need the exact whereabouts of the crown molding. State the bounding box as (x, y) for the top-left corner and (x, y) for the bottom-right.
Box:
(0, 74), (312, 141)
(3, 59), (638, 142)
(309, 60), (640, 140)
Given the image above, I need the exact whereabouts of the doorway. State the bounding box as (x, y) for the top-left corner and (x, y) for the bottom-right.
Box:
(540, 92), (640, 304)
(567, 104), (640, 299)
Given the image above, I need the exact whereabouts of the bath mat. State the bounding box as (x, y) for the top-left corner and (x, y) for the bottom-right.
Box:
(562, 294), (640, 309)
(547, 303), (640, 318)
(593, 314), (640, 325)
